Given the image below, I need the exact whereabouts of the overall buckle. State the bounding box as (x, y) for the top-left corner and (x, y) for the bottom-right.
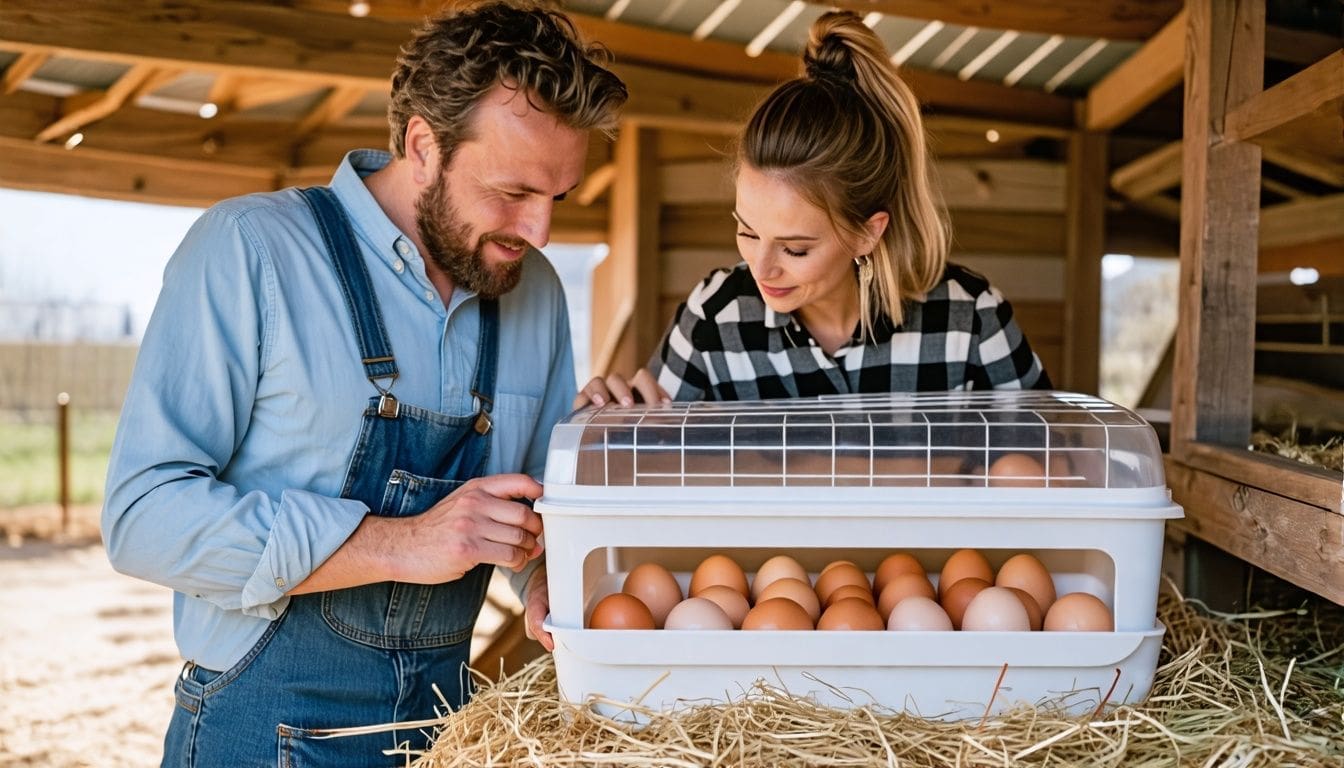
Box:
(377, 392), (400, 419)
(471, 389), (493, 435)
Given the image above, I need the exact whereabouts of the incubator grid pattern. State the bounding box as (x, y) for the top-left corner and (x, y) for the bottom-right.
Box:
(571, 392), (1149, 489)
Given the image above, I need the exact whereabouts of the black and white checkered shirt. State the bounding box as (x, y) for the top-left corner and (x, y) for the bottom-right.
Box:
(649, 262), (1052, 401)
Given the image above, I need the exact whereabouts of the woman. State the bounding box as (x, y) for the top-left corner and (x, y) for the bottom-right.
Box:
(578, 10), (1050, 408)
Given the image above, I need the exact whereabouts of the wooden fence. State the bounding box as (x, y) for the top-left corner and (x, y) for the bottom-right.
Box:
(0, 342), (138, 413)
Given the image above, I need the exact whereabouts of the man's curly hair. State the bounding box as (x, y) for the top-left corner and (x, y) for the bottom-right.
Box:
(388, 1), (628, 159)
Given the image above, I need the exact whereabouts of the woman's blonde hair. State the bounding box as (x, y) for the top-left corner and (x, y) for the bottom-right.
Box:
(738, 10), (949, 335)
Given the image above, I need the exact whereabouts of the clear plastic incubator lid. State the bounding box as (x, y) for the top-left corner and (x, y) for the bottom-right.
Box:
(544, 391), (1166, 491)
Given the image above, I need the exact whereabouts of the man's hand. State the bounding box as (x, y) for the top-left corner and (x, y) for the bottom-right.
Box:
(523, 564), (554, 651)
(291, 473), (543, 594)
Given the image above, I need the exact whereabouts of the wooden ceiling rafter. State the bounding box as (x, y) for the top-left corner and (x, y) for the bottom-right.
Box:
(293, 84), (368, 138)
(34, 62), (163, 143)
(1083, 8), (1185, 131)
(2, 51), (49, 95)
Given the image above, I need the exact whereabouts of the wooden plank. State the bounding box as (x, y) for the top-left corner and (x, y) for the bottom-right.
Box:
(574, 162), (616, 207)
(0, 134), (275, 207)
(1172, 0), (1263, 453)
(948, 210), (1065, 255)
(293, 85), (367, 137)
(660, 248), (739, 295)
(1181, 443), (1341, 514)
(1084, 9), (1186, 131)
(1166, 458), (1343, 606)
(1265, 25), (1343, 66)
(952, 254), (1065, 302)
(935, 160), (1065, 213)
(591, 125), (659, 377)
(1223, 50), (1344, 145)
(34, 63), (158, 142)
(2, 51), (48, 95)
(660, 203), (735, 250)
(661, 158), (1067, 212)
(1063, 130), (1105, 394)
(825, 0), (1181, 40)
(1109, 140), (1182, 201)
(1260, 236), (1344, 277)
(1263, 144), (1344, 186)
(1258, 193), (1344, 250)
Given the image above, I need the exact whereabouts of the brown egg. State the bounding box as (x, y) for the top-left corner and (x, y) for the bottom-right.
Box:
(742, 597), (814, 630)
(961, 587), (1032, 631)
(887, 596), (954, 631)
(818, 559), (859, 577)
(876, 572), (937, 621)
(588, 593), (655, 629)
(826, 583), (876, 608)
(690, 554), (749, 598)
(816, 597), (884, 631)
(622, 562), (683, 628)
(940, 577), (991, 629)
(758, 577), (821, 622)
(1044, 592), (1114, 631)
(695, 585), (751, 628)
(814, 562), (870, 606)
(873, 553), (924, 596)
(988, 453), (1046, 488)
(1006, 587), (1044, 630)
(995, 553), (1057, 614)
(663, 597), (734, 631)
(938, 549), (994, 599)
(751, 555), (809, 600)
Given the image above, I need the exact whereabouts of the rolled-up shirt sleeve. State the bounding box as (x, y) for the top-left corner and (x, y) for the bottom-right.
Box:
(102, 208), (367, 618)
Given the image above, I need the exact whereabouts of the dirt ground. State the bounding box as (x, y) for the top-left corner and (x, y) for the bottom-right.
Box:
(0, 503), (525, 767)
(0, 505), (178, 767)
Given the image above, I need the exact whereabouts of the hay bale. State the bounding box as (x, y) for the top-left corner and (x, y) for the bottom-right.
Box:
(402, 589), (1343, 767)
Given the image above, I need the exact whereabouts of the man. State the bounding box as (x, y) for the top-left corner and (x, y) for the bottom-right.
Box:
(102, 4), (626, 764)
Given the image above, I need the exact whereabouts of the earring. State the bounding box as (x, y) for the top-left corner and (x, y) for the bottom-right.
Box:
(854, 254), (873, 283)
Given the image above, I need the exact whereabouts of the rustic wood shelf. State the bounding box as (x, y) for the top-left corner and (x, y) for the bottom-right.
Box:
(1166, 455), (1343, 604)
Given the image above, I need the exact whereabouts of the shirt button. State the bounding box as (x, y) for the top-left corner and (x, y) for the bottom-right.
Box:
(424, 289), (435, 302)
(396, 241), (409, 256)
(274, 577), (286, 588)
(393, 258), (405, 273)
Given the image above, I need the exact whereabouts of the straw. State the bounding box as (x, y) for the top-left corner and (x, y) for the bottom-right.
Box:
(406, 585), (1344, 767)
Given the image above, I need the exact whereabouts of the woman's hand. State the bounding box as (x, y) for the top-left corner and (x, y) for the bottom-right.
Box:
(573, 368), (670, 409)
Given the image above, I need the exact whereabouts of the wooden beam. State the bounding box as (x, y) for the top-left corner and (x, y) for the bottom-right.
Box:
(0, 0), (1075, 128)
(1261, 146), (1344, 188)
(1258, 193), (1344, 250)
(1109, 140), (1182, 201)
(1166, 457), (1343, 605)
(1223, 49), (1344, 145)
(34, 63), (159, 142)
(1084, 9), (1186, 131)
(293, 85), (366, 137)
(1261, 237), (1344, 277)
(824, 0), (1181, 40)
(0, 134), (275, 207)
(2, 51), (48, 95)
(1265, 25), (1344, 66)
(574, 162), (616, 207)
(1062, 129), (1105, 394)
(591, 125), (659, 378)
(1172, 0), (1263, 453)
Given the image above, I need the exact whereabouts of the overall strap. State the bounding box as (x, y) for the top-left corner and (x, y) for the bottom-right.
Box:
(299, 186), (399, 391)
(469, 298), (499, 435)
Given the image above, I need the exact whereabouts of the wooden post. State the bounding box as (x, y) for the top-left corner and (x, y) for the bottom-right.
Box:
(1171, 0), (1264, 454)
(56, 391), (70, 533)
(589, 122), (661, 378)
(1062, 125), (1106, 394)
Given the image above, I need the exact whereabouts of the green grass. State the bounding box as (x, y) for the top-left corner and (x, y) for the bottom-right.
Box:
(0, 410), (120, 508)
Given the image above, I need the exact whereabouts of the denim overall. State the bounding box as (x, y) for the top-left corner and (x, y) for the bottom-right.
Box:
(163, 187), (498, 767)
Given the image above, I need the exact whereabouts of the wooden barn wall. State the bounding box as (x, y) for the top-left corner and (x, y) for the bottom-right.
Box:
(653, 129), (1068, 381)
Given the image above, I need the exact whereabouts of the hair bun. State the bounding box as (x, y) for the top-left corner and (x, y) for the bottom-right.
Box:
(803, 31), (859, 84)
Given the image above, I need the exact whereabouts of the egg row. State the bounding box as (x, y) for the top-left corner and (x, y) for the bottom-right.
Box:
(589, 550), (1113, 632)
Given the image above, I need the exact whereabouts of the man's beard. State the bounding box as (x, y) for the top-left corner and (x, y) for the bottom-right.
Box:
(415, 173), (525, 300)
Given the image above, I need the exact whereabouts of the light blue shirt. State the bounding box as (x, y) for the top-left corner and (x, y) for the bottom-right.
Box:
(103, 150), (576, 671)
